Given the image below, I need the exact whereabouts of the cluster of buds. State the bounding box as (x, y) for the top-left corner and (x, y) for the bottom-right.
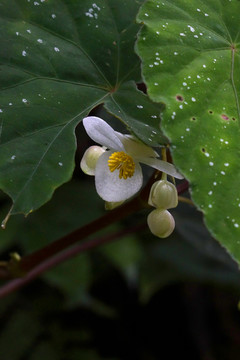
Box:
(147, 178), (178, 238)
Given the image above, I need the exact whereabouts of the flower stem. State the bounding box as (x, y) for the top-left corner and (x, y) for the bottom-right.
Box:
(0, 222), (146, 299)
(0, 176), (189, 297)
(6, 172), (160, 277)
(19, 196), (145, 274)
(161, 147), (167, 181)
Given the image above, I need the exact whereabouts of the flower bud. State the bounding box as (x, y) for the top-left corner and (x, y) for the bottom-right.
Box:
(80, 146), (105, 175)
(148, 180), (178, 209)
(147, 209), (175, 238)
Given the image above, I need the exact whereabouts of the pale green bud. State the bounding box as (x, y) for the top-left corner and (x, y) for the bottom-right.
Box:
(148, 180), (178, 209)
(80, 146), (105, 175)
(147, 209), (175, 238)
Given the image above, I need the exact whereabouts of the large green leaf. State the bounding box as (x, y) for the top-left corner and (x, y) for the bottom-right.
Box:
(0, 0), (165, 221)
(137, 0), (240, 262)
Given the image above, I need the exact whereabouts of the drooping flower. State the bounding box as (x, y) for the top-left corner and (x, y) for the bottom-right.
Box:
(81, 116), (183, 202)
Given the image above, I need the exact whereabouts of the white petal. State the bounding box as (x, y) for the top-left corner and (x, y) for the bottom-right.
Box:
(139, 157), (184, 179)
(116, 132), (158, 158)
(95, 151), (143, 201)
(83, 116), (124, 150)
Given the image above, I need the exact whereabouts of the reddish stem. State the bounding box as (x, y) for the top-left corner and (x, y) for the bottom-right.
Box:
(0, 222), (146, 299)
(16, 171), (161, 275)
(20, 196), (143, 273)
(0, 177), (189, 298)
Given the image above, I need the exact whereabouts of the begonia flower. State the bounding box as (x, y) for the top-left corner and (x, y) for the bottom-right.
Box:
(81, 116), (183, 202)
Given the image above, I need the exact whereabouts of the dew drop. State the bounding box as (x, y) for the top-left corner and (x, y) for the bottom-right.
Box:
(187, 25), (195, 32)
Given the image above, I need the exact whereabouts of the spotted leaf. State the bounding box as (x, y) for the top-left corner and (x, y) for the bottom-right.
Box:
(137, 0), (240, 262)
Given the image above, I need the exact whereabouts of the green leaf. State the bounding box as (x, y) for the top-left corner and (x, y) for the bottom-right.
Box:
(29, 342), (58, 360)
(0, 180), (104, 252)
(105, 81), (167, 146)
(100, 234), (143, 281)
(137, 0), (240, 262)
(139, 203), (240, 302)
(0, 0), (164, 220)
(0, 180), (104, 303)
(43, 254), (92, 303)
(0, 309), (40, 360)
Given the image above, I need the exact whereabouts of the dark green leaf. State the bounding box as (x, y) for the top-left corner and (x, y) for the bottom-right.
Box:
(0, 0), (164, 220)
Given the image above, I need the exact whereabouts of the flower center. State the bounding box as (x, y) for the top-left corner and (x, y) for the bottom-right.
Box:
(108, 151), (135, 179)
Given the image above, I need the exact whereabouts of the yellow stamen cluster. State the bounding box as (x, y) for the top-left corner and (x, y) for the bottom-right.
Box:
(108, 151), (135, 179)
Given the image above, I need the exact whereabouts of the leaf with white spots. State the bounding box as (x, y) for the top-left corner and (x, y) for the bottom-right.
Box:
(137, 0), (240, 263)
(0, 0), (165, 221)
